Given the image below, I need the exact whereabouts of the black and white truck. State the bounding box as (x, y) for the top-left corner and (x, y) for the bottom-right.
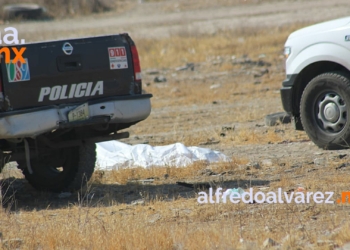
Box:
(0, 34), (152, 191)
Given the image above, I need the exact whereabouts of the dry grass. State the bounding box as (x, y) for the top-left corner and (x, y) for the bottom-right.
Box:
(0, 4), (349, 248)
(2, 165), (350, 249)
(1, 156), (350, 249)
(137, 25), (295, 69)
(94, 157), (249, 185)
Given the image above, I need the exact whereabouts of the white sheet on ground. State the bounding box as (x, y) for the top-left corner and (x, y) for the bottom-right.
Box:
(95, 141), (228, 170)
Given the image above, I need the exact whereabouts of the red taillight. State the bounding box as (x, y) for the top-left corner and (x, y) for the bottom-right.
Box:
(130, 45), (142, 81)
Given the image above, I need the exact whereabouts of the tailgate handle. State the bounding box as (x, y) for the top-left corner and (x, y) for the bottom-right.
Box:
(56, 55), (82, 72)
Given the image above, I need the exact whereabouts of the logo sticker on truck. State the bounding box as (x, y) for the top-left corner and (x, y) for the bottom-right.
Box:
(6, 58), (30, 82)
(38, 81), (104, 102)
(108, 47), (128, 70)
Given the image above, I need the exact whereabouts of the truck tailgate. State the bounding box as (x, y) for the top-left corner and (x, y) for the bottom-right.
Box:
(0, 34), (136, 110)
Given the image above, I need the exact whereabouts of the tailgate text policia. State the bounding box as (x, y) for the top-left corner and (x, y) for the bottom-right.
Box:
(38, 81), (104, 102)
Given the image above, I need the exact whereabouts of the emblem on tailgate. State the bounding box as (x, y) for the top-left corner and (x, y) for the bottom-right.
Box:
(6, 58), (30, 82)
(62, 42), (73, 55)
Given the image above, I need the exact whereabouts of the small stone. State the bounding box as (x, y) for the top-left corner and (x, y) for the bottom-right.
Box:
(265, 112), (291, 126)
(187, 63), (195, 70)
(222, 126), (235, 131)
(198, 139), (220, 145)
(176, 66), (189, 71)
(154, 76), (167, 83)
(145, 69), (160, 75)
(314, 158), (326, 166)
(171, 88), (180, 93)
(336, 163), (350, 170)
(198, 169), (216, 176)
(317, 240), (335, 246)
(130, 199), (145, 206)
(148, 213), (161, 223)
(210, 84), (221, 89)
(175, 63), (195, 71)
(281, 235), (292, 246)
(338, 154), (347, 159)
(284, 169), (294, 173)
(247, 162), (261, 169)
(261, 159), (273, 167)
(240, 238), (258, 249)
(182, 209), (192, 214)
(263, 238), (280, 248)
(274, 128), (284, 133)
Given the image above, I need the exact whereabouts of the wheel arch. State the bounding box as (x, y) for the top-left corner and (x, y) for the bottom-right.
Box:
(292, 61), (350, 116)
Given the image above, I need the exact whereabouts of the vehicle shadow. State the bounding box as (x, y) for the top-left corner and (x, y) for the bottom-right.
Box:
(0, 177), (271, 212)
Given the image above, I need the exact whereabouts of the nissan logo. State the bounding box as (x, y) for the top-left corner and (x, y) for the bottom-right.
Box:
(62, 42), (73, 55)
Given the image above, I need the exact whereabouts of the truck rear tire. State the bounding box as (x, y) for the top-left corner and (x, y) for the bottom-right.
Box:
(21, 143), (96, 192)
(300, 72), (350, 149)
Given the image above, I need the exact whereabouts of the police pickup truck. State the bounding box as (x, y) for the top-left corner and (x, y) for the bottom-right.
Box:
(281, 17), (350, 150)
(0, 34), (152, 192)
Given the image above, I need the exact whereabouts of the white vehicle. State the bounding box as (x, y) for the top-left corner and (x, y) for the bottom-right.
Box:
(281, 17), (350, 149)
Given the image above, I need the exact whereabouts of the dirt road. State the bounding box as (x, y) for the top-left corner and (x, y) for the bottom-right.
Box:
(5, 0), (350, 41)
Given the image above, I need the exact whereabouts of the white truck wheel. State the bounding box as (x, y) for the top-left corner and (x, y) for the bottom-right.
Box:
(300, 72), (350, 149)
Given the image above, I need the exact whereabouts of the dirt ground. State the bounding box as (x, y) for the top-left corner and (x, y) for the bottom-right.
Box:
(2, 0), (350, 249)
(5, 0), (350, 41)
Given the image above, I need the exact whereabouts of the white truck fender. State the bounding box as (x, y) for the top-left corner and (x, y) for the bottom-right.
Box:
(287, 43), (350, 75)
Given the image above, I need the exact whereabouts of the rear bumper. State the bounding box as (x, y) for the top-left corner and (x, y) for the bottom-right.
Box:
(0, 94), (152, 139)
